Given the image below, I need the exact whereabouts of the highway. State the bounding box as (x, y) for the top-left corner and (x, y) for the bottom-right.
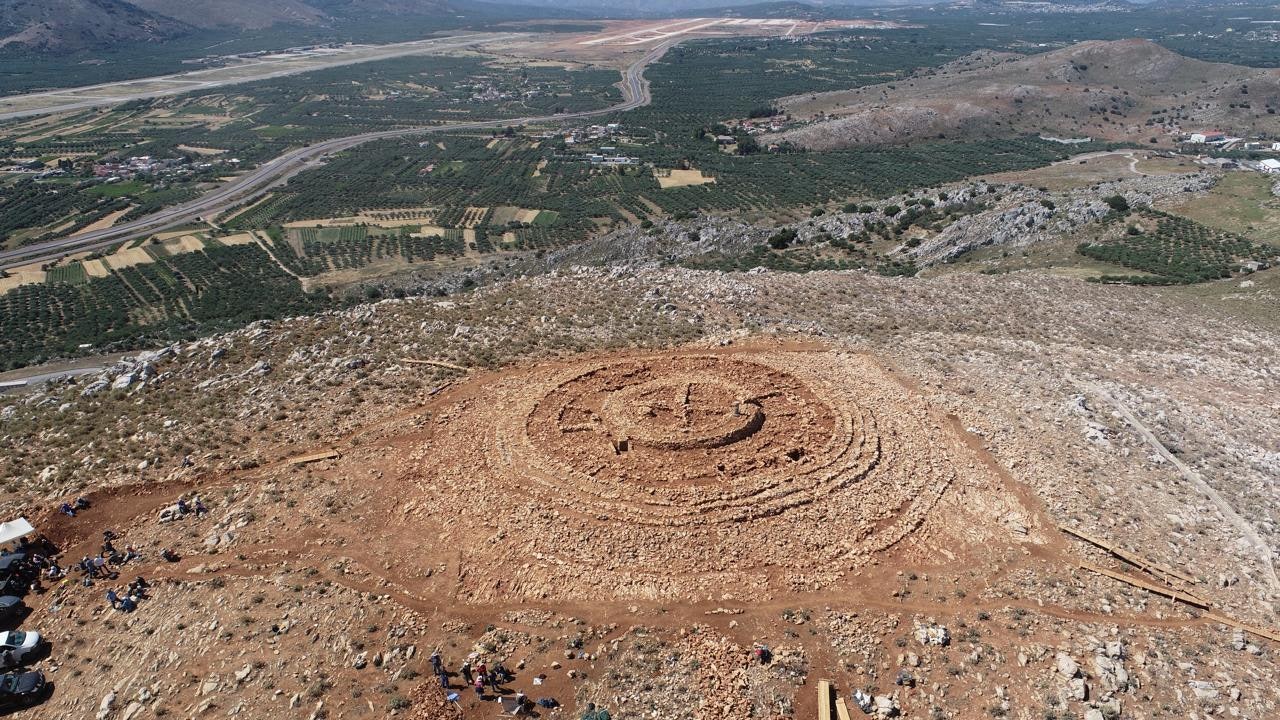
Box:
(0, 41), (674, 272)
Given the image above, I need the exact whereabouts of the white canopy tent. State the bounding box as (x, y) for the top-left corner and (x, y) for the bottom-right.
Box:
(0, 518), (34, 546)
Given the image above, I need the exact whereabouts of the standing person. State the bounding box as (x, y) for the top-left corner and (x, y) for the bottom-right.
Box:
(105, 589), (121, 609)
(487, 670), (500, 693)
(474, 676), (485, 699)
(430, 650), (443, 674)
(437, 668), (449, 689)
(461, 660), (473, 685)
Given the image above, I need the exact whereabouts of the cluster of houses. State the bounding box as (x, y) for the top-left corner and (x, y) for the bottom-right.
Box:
(456, 81), (560, 105)
(728, 117), (787, 135)
(1184, 129), (1280, 173)
(559, 124), (643, 165)
(563, 123), (625, 146)
(91, 156), (186, 179)
(583, 149), (638, 166)
(1184, 129), (1280, 152)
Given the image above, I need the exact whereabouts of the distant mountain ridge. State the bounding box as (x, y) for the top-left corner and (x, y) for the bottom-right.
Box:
(0, 0), (468, 52)
(0, 0), (189, 51)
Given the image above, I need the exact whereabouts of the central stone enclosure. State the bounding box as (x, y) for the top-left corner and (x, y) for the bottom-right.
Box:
(600, 375), (764, 452)
(527, 356), (842, 490)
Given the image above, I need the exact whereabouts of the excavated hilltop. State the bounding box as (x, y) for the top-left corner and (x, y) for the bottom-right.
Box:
(1, 264), (1278, 720)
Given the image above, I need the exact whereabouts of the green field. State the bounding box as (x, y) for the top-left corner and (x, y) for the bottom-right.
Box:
(1168, 173), (1280, 245)
(0, 244), (329, 369)
(87, 180), (147, 198)
(1079, 211), (1279, 284)
(46, 263), (88, 286)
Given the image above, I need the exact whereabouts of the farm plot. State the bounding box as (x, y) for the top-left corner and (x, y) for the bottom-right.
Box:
(1078, 211), (1279, 284)
(0, 244), (323, 368)
(655, 169), (716, 189)
(270, 229), (467, 277)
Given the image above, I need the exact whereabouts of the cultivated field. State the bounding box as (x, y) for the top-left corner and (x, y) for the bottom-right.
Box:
(655, 168), (716, 189)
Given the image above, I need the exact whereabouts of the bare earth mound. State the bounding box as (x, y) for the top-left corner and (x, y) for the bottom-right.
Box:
(389, 346), (1036, 602)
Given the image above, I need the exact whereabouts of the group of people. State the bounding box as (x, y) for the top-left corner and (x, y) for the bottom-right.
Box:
(77, 530), (142, 586)
(0, 535), (60, 596)
(104, 576), (149, 613)
(429, 651), (556, 716)
(55, 490), (209, 575)
(174, 496), (208, 519)
(579, 703), (612, 720)
(57, 497), (91, 518)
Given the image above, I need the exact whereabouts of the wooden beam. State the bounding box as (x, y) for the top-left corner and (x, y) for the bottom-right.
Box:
(1061, 524), (1198, 584)
(1202, 611), (1280, 644)
(401, 358), (468, 372)
(817, 679), (833, 720)
(834, 697), (853, 720)
(1082, 562), (1280, 645)
(285, 449), (340, 466)
(1079, 561), (1211, 608)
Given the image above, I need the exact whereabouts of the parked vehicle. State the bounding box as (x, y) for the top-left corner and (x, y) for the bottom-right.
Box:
(0, 631), (43, 669)
(0, 670), (47, 710)
(0, 597), (24, 623)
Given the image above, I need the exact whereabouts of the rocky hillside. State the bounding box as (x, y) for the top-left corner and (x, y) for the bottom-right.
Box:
(124, 0), (327, 30)
(0, 0), (187, 51)
(0, 0), (460, 51)
(768, 40), (1280, 149)
(2, 257), (1279, 719)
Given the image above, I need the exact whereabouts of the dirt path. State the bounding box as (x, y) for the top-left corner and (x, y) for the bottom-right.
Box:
(1051, 149), (1149, 176)
(250, 230), (302, 281)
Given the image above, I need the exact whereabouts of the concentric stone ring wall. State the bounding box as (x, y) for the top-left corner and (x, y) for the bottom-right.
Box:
(399, 347), (1019, 602)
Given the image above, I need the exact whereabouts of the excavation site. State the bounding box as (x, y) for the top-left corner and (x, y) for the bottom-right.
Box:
(7, 283), (1279, 720)
(384, 347), (1039, 604)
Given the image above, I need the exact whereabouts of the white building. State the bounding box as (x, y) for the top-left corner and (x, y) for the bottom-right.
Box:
(1189, 130), (1226, 143)
(1259, 158), (1280, 173)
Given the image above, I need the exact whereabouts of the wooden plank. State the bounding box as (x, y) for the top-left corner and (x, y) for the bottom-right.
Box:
(1079, 561), (1211, 608)
(285, 449), (341, 466)
(401, 358), (468, 372)
(834, 697), (853, 720)
(1202, 611), (1280, 644)
(1082, 563), (1280, 644)
(817, 679), (833, 720)
(1061, 525), (1198, 584)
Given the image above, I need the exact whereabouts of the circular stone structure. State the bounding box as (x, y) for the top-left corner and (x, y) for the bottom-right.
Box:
(597, 373), (765, 452)
(394, 347), (1027, 602)
(516, 355), (884, 525)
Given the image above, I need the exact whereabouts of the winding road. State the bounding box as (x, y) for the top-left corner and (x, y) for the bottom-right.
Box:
(0, 40), (675, 272)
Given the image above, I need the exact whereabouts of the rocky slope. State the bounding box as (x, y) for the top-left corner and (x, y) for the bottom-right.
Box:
(0, 0), (188, 51)
(0, 0), (460, 51)
(2, 260), (1278, 719)
(768, 40), (1280, 149)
